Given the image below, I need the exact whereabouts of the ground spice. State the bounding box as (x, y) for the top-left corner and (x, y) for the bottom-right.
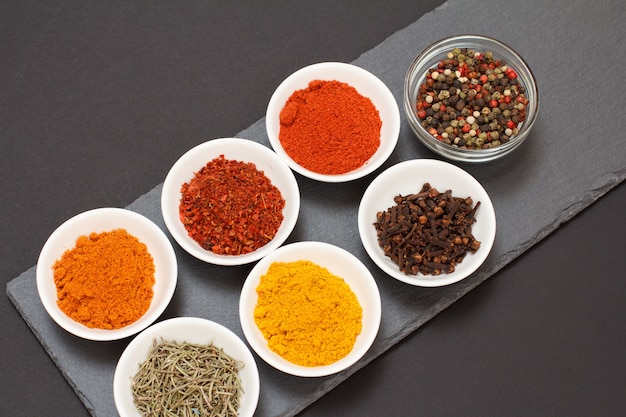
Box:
(374, 183), (481, 275)
(53, 229), (155, 329)
(416, 48), (529, 149)
(179, 155), (285, 255)
(279, 79), (382, 175)
(131, 339), (243, 417)
(254, 260), (362, 367)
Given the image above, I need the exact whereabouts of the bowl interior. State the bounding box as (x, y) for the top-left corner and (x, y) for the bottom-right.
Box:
(114, 317), (260, 417)
(239, 241), (381, 377)
(161, 138), (300, 265)
(36, 207), (178, 341)
(266, 62), (400, 182)
(404, 35), (539, 162)
(358, 159), (496, 286)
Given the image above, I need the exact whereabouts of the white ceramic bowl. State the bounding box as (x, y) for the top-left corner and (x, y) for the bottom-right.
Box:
(358, 159), (496, 287)
(114, 317), (260, 417)
(239, 241), (381, 377)
(266, 62), (401, 182)
(36, 208), (178, 341)
(161, 138), (300, 266)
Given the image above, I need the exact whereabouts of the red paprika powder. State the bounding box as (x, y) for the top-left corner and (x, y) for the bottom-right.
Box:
(179, 155), (285, 255)
(279, 80), (382, 175)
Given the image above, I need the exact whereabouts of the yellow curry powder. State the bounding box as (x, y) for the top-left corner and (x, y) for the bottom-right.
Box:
(254, 260), (363, 367)
(53, 229), (155, 330)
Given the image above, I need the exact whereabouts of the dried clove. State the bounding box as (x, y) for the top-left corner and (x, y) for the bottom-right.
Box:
(373, 182), (481, 276)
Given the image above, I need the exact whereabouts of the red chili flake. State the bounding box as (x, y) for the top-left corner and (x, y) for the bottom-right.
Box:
(179, 155), (285, 255)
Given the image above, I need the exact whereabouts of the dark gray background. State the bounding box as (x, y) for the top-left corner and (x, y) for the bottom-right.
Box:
(2, 1), (625, 416)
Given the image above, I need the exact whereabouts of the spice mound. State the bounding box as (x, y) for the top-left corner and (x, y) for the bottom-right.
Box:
(374, 183), (481, 276)
(254, 260), (363, 367)
(279, 79), (382, 175)
(416, 48), (529, 149)
(179, 155), (285, 255)
(131, 339), (243, 417)
(53, 229), (155, 329)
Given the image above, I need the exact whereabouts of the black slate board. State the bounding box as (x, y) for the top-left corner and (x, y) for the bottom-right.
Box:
(7, 0), (626, 416)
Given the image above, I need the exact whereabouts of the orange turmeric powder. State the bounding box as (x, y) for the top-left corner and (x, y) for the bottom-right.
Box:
(254, 260), (362, 367)
(53, 228), (155, 330)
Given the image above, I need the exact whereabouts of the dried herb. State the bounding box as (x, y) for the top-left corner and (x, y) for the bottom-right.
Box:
(131, 339), (244, 417)
(374, 182), (481, 276)
(179, 154), (285, 255)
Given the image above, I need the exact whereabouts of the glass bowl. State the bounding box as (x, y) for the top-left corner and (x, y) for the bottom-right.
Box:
(404, 34), (539, 163)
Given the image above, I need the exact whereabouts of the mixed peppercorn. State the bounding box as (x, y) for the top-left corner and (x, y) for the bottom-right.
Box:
(416, 47), (529, 149)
